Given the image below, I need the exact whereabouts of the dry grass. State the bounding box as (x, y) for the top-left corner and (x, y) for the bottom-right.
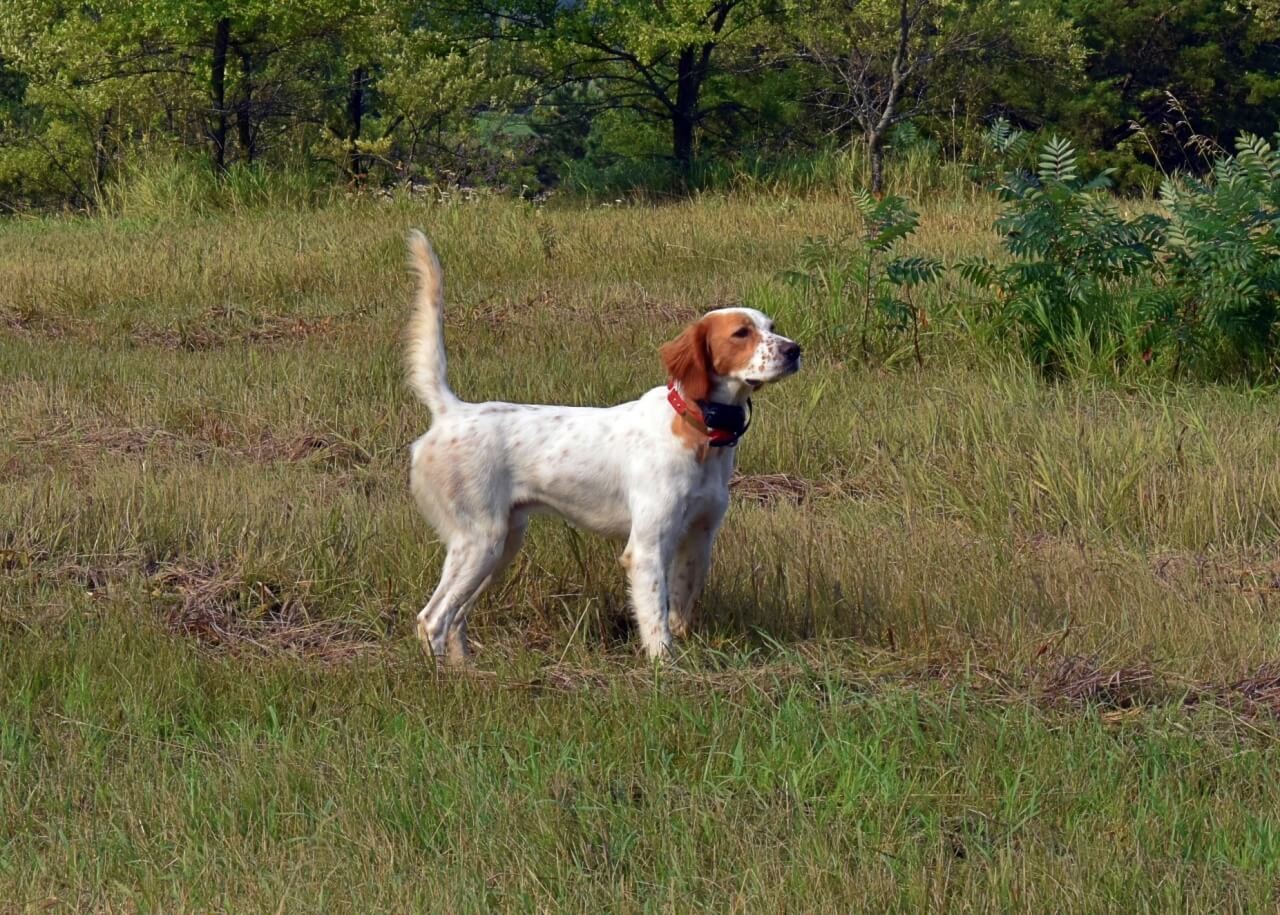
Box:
(152, 560), (383, 661)
(729, 471), (819, 505)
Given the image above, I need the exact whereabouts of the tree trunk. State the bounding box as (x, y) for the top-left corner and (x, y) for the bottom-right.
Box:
(867, 0), (910, 195)
(672, 47), (699, 179)
(867, 130), (885, 194)
(669, 2), (733, 183)
(210, 17), (230, 172)
(346, 66), (367, 181)
(92, 109), (113, 197)
(235, 44), (254, 163)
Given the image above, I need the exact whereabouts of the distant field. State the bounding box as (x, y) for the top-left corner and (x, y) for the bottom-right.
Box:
(5, 191), (1280, 911)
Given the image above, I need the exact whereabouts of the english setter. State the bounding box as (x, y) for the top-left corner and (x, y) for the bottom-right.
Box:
(404, 231), (801, 661)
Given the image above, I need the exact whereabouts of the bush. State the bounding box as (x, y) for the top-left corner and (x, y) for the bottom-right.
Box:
(957, 136), (1165, 377)
(778, 189), (944, 365)
(1154, 134), (1280, 378)
(960, 131), (1280, 381)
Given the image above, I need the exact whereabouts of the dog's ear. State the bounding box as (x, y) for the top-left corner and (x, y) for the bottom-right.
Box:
(660, 318), (711, 401)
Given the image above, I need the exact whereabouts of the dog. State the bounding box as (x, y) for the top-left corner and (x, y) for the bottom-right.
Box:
(404, 231), (801, 661)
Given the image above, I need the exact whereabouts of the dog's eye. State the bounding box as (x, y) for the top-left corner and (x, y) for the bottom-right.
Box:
(733, 327), (752, 338)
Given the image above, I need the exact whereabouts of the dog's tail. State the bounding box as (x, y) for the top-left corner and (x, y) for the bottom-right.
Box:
(404, 230), (461, 416)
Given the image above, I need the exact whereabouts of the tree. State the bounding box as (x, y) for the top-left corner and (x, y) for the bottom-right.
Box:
(464, 0), (778, 179)
(0, 0), (375, 203)
(1054, 0), (1280, 178)
(795, 0), (1082, 193)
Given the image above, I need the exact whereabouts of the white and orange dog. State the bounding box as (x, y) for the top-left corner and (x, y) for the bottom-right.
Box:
(404, 231), (801, 661)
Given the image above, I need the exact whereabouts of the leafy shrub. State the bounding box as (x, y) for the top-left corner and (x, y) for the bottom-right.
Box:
(960, 131), (1280, 381)
(1153, 134), (1280, 378)
(957, 137), (1165, 376)
(780, 189), (943, 364)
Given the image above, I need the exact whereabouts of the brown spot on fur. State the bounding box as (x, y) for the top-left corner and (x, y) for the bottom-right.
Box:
(660, 312), (759, 397)
(660, 319), (712, 401)
(670, 414), (710, 462)
(703, 312), (759, 375)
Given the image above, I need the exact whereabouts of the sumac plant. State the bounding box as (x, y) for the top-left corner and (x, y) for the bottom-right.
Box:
(961, 129), (1280, 381)
(783, 189), (944, 365)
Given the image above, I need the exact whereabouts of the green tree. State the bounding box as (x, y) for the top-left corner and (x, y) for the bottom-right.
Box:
(370, 3), (536, 185)
(1055, 0), (1280, 177)
(0, 0), (375, 205)
(793, 0), (1082, 192)
(464, 0), (781, 179)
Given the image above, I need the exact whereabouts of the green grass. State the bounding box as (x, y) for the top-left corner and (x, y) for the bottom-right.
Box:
(5, 190), (1280, 911)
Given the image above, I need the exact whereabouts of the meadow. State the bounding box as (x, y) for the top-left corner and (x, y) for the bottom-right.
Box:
(6, 186), (1280, 911)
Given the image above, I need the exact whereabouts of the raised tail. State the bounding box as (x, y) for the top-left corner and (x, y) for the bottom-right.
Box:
(404, 230), (460, 415)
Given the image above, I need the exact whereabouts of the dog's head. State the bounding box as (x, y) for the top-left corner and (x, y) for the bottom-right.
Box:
(660, 307), (801, 402)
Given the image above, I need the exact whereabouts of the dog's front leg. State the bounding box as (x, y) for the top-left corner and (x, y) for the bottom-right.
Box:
(621, 524), (679, 659)
(668, 512), (723, 639)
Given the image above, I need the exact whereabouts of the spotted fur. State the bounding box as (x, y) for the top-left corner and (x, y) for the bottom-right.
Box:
(404, 231), (801, 661)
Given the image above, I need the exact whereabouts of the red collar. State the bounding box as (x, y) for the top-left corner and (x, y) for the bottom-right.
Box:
(666, 381), (748, 447)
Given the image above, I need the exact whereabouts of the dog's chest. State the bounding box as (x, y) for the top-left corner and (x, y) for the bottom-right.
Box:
(681, 451), (733, 515)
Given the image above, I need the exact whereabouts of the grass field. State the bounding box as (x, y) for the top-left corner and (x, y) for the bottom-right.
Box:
(6, 189), (1280, 911)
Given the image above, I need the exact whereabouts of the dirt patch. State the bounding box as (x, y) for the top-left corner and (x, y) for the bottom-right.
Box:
(1, 548), (140, 592)
(152, 561), (379, 661)
(1034, 653), (1159, 709)
(1227, 665), (1280, 715)
(192, 418), (371, 466)
(3, 549), (383, 661)
(14, 420), (370, 468)
(730, 472), (817, 506)
(85, 424), (178, 454)
(1, 305), (81, 339)
(13, 421), (178, 458)
(1153, 550), (1280, 597)
(242, 431), (370, 466)
(3, 303), (345, 349)
(1187, 664), (1280, 718)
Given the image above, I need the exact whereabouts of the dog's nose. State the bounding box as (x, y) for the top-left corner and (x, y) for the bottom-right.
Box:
(782, 341), (801, 360)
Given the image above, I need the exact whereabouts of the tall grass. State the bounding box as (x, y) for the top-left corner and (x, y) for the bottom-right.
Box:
(94, 155), (339, 220)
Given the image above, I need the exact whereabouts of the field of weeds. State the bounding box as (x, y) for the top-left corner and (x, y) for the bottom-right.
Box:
(6, 191), (1280, 911)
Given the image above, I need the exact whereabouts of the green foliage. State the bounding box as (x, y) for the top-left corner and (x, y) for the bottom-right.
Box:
(0, 0), (381, 208)
(983, 117), (1030, 159)
(1153, 132), (1280, 376)
(958, 136), (1165, 376)
(961, 131), (1280, 381)
(1054, 0), (1280, 183)
(0, 1), (1272, 207)
(781, 189), (943, 363)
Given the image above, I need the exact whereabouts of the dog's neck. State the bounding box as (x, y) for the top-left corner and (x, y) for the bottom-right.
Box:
(681, 376), (753, 407)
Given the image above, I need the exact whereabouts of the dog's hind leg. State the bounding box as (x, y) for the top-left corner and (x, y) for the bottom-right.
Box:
(416, 528), (507, 663)
(445, 513), (529, 659)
